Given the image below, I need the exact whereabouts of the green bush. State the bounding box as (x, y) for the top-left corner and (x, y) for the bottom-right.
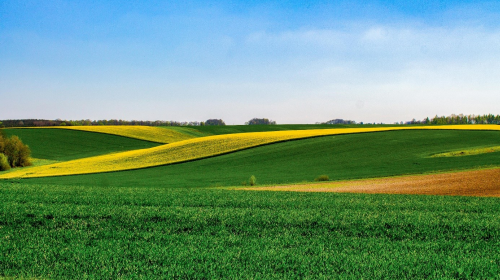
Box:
(314, 175), (330, 181)
(0, 153), (10, 171)
(249, 175), (257, 186)
(2, 135), (32, 168)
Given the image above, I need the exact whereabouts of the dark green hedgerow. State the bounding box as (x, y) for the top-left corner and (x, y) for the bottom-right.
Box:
(1, 182), (499, 279)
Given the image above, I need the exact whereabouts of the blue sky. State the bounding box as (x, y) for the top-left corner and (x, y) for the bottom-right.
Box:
(1, 0), (499, 124)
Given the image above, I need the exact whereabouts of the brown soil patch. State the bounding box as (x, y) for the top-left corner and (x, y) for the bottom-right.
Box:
(240, 168), (500, 197)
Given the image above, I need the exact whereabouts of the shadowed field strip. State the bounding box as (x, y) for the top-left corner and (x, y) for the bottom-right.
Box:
(1, 125), (500, 179)
(240, 168), (500, 197)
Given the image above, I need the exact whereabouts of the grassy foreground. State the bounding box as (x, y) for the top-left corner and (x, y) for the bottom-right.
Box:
(1, 182), (499, 279)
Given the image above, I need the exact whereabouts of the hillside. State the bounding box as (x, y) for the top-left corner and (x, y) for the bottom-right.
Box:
(60, 125), (197, 143)
(2, 128), (159, 161)
(181, 123), (399, 135)
(1, 126), (500, 279)
(22, 129), (500, 188)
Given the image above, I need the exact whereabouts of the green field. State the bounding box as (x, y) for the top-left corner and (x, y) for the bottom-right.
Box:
(1, 183), (499, 279)
(1, 126), (500, 278)
(2, 128), (159, 161)
(24, 129), (500, 188)
(180, 123), (404, 135)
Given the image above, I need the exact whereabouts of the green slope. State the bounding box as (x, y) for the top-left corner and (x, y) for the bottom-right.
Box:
(25, 129), (500, 188)
(163, 126), (209, 137)
(2, 128), (160, 161)
(181, 124), (399, 136)
(2, 129), (500, 278)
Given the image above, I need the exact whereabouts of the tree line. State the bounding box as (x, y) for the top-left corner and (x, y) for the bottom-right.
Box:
(245, 118), (276, 125)
(406, 114), (500, 125)
(322, 119), (357, 125)
(0, 119), (213, 127)
(0, 118), (274, 127)
(3, 114), (498, 128)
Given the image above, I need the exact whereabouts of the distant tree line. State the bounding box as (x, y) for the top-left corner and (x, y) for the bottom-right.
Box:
(322, 119), (357, 125)
(0, 119), (228, 127)
(404, 114), (500, 125)
(205, 119), (226, 126)
(245, 118), (276, 125)
(4, 114), (497, 128)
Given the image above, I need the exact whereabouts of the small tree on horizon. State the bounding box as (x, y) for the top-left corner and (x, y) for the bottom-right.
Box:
(245, 118), (276, 125)
(205, 119), (226, 126)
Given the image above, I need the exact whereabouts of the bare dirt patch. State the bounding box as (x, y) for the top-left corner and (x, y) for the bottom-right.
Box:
(240, 168), (500, 197)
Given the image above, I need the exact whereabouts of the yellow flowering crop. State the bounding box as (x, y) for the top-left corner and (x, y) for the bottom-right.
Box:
(1, 125), (500, 179)
(58, 126), (195, 143)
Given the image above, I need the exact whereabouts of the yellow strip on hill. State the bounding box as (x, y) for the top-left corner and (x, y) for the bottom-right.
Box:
(1, 125), (499, 179)
(59, 126), (195, 143)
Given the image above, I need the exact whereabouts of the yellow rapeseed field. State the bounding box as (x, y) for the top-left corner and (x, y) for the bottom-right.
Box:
(1, 125), (500, 179)
(58, 126), (195, 143)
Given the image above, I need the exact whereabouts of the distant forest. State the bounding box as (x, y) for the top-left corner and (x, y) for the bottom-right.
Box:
(1, 114), (499, 127)
(0, 119), (206, 128)
(408, 114), (500, 125)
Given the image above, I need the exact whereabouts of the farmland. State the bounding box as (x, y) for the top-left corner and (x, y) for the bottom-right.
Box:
(2, 125), (500, 179)
(2, 128), (160, 161)
(240, 167), (500, 196)
(1, 125), (500, 278)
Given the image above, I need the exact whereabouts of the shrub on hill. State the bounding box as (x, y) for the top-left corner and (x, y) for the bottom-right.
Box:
(0, 134), (32, 168)
(323, 119), (356, 125)
(315, 175), (330, 181)
(245, 118), (276, 125)
(249, 175), (257, 186)
(205, 119), (226, 126)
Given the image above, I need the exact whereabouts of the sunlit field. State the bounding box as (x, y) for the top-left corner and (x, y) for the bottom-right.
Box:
(1, 125), (500, 278)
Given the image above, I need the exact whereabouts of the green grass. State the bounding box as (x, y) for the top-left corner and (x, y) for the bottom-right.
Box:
(1, 128), (159, 161)
(432, 145), (500, 157)
(1, 182), (499, 279)
(2, 128), (500, 278)
(161, 126), (209, 137)
(182, 123), (406, 135)
(24, 130), (500, 188)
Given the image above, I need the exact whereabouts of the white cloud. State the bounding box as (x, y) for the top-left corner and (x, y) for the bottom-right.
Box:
(362, 26), (388, 41)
